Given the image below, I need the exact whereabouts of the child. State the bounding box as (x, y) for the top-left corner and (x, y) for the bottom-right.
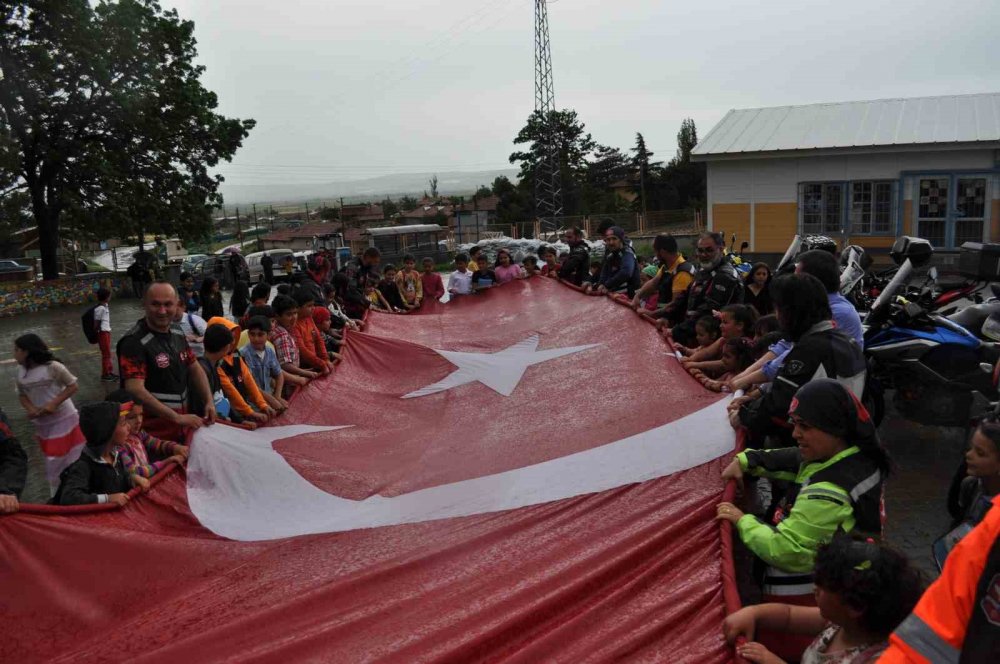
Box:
(421, 257), (445, 302)
(955, 418), (1000, 526)
(240, 315), (289, 413)
(200, 276), (224, 320)
(522, 255), (540, 277)
(93, 287), (116, 380)
(192, 323), (239, 424)
(323, 283), (363, 332)
(312, 306), (343, 356)
(471, 256), (497, 292)
(674, 314), (721, 358)
(178, 272), (200, 313)
(395, 254), (423, 309)
(690, 337), (755, 392)
(14, 334), (85, 494)
(448, 253), (473, 296)
(681, 303), (756, 368)
(723, 537), (923, 664)
(107, 389), (188, 489)
(291, 291), (334, 373)
(493, 249), (523, 284)
(175, 294), (208, 357)
(270, 294), (320, 385)
(207, 317), (276, 424)
(366, 277), (392, 311)
(379, 264), (409, 311)
(582, 260), (602, 287)
(230, 280), (251, 321)
(237, 304), (274, 350)
(539, 247), (560, 277)
(639, 265), (660, 311)
(52, 401), (134, 506)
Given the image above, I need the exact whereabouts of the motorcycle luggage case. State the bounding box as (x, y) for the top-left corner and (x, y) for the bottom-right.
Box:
(958, 242), (1000, 280)
(889, 236), (933, 267)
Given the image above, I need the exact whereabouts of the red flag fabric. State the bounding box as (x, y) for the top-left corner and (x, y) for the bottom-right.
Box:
(1, 278), (738, 663)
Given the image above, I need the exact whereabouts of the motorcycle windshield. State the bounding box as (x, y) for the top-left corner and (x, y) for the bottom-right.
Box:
(840, 262), (865, 295)
(776, 235), (803, 274)
(871, 258), (914, 314)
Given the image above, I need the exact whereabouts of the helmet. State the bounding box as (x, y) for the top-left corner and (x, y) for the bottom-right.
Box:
(802, 235), (838, 254)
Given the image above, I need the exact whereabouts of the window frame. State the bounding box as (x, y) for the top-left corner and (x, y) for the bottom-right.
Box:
(797, 179), (898, 237)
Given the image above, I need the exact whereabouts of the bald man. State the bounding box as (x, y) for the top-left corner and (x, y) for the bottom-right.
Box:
(117, 281), (216, 441)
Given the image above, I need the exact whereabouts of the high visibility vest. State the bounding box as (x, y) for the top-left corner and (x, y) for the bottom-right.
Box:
(880, 495), (1000, 663)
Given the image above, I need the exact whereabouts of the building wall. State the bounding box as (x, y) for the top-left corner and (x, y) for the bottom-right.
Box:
(706, 148), (999, 251)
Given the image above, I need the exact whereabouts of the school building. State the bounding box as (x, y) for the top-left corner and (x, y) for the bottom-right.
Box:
(692, 92), (1000, 253)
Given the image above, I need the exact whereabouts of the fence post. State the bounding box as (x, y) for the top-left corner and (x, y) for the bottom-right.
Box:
(584, 216), (591, 237)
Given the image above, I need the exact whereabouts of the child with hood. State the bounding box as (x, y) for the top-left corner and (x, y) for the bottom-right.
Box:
(107, 389), (189, 490)
(53, 401), (135, 506)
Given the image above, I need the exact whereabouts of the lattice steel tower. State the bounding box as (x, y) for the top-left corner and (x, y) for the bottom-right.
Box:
(534, 0), (563, 219)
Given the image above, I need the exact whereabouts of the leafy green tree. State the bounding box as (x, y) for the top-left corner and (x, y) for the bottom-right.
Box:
(490, 175), (531, 224)
(319, 206), (339, 221)
(380, 197), (398, 219)
(509, 109), (596, 216)
(672, 118), (698, 166)
(399, 195), (418, 212)
(475, 185), (492, 198)
(428, 174), (438, 199)
(0, 1), (254, 278)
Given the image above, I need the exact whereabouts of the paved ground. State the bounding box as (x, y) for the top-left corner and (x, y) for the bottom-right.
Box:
(2, 294), (961, 578)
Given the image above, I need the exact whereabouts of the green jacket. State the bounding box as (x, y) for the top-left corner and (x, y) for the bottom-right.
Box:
(735, 446), (868, 573)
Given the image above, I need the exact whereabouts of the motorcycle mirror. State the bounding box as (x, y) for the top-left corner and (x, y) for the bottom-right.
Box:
(740, 241), (749, 251)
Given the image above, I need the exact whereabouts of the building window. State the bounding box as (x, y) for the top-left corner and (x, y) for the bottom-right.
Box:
(799, 180), (897, 236)
(850, 181), (895, 235)
(801, 183), (844, 234)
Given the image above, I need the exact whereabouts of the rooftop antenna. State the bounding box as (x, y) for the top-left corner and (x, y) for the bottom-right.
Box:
(534, 0), (562, 221)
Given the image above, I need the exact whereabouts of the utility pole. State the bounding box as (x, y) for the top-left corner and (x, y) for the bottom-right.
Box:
(235, 206), (243, 245)
(340, 196), (345, 234)
(252, 203), (261, 251)
(533, 0), (562, 224)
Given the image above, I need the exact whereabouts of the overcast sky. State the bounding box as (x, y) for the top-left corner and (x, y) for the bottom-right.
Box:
(163, 0), (1000, 187)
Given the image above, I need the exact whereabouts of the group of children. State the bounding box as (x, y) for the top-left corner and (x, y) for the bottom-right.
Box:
(669, 303), (770, 392)
(365, 255), (444, 312)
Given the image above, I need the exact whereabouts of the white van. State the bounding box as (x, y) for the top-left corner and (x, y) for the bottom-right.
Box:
(246, 249), (295, 283)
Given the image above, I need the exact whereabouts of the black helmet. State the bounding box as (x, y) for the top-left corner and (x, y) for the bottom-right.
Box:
(802, 235), (838, 255)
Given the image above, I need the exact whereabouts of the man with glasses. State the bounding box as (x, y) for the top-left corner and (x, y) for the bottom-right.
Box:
(670, 231), (744, 346)
(557, 227), (591, 286)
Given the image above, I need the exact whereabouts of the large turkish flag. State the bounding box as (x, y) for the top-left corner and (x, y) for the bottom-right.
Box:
(1, 278), (738, 662)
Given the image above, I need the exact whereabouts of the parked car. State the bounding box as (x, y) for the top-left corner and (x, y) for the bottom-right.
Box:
(0, 259), (27, 272)
(181, 254), (210, 274)
(189, 254), (248, 289)
(245, 249), (296, 283)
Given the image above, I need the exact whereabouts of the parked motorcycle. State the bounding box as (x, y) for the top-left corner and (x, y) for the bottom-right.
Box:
(864, 258), (999, 428)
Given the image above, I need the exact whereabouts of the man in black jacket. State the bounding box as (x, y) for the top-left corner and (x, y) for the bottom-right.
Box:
(0, 409), (26, 513)
(557, 227), (591, 286)
(671, 231), (744, 346)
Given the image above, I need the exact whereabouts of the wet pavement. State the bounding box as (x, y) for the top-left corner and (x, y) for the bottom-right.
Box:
(2, 294), (960, 579)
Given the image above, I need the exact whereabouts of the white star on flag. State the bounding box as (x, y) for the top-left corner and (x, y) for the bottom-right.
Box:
(402, 334), (600, 399)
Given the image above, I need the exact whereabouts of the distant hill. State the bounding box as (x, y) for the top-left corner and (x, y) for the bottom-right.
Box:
(218, 169), (519, 206)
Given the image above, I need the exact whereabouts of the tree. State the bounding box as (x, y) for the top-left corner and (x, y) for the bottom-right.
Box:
(630, 132), (662, 214)
(509, 109), (596, 216)
(399, 195), (418, 211)
(475, 185), (492, 198)
(428, 174), (438, 199)
(319, 206), (339, 221)
(0, 1), (254, 279)
(380, 197), (398, 219)
(672, 118), (698, 166)
(490, 175), (531, 224)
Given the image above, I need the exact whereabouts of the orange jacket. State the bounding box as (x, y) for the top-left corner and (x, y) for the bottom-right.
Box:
(292, 315), (328, 370)
(206, 317), (269, 416)
(880, 494), (1000, 662)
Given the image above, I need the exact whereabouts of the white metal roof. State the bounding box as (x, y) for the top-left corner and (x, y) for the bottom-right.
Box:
(364, 224), (445, 236)
(692, 92), (1000, 158)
